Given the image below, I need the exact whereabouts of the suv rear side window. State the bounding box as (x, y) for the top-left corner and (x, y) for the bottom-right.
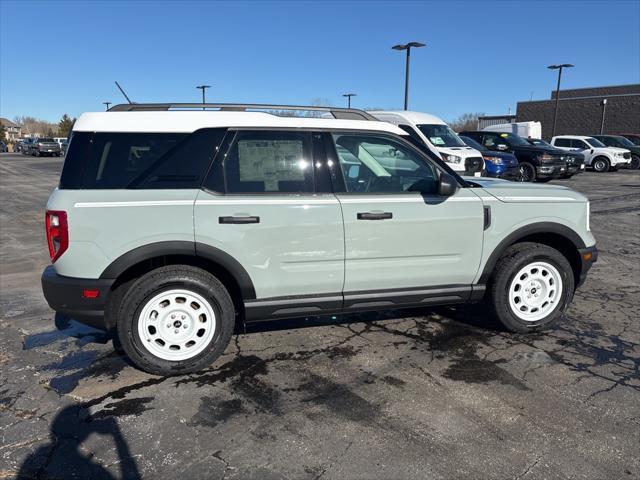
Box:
(59, 129), (225, 189)
(553, 138), (571, 147)
(224, 131), (314, 193)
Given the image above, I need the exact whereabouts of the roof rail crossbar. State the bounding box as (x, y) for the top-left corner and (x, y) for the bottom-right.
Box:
(107, 103), (377, 120)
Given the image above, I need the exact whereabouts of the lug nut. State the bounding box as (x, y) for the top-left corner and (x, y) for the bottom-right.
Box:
(171, 314), (175, 319)
(174, 329), (179, 334)
(183, 324), (188, 329)
(181, 315), (185, 320)
(166, 323), (171, 328)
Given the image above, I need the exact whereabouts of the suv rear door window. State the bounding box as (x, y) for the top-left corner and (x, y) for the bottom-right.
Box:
(554, 138), (571, 147)
(224, 131), (314, 193)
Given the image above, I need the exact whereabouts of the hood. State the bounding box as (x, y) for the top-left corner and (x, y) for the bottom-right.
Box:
(469, 177), (587, 203)
(604, 147), (631, 154)
(513, 144), (564, 156)
(437, 146), (482, 158)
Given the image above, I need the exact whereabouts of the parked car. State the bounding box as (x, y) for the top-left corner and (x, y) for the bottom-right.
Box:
(21, 138), (35, 155)
(550, 135), (631, 172)
(370, 111), (485, 176)
(459, 135), (521, 180)
(30, 137), (61, 157)
(54, 137), (68, 147)
(41, 102), (597, 375)
(619, 133), (640, 146)
(482, 121), (542, 139)
(0, 142), (7, 153)
(460, 131), (567, 182)
(592, 135), (640, 169)
(60, 139), (69, 156)
(526, 138), (585, 178)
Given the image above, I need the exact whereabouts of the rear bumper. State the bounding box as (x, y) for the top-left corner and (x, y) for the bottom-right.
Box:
(577, 245), (598, 287)
(41, 266), (113, 330)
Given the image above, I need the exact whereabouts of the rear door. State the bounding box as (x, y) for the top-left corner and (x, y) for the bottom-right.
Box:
(194, 129), (344, 306)
(326, 131), (484, 305)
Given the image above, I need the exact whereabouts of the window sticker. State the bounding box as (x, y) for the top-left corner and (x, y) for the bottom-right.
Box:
(430, 136), (445, 146)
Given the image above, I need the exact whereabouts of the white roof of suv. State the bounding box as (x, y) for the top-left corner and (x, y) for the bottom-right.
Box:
(73, 111), (408, 135)
(553, 135), (597, 140)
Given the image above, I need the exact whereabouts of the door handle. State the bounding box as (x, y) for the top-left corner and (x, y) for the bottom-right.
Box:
(357, 212), (393, 220)
(219, 216), (260, 224)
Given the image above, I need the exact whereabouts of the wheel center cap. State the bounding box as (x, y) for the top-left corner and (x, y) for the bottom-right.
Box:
(173, 320), (182, 328)
(531, 288), (537, 294)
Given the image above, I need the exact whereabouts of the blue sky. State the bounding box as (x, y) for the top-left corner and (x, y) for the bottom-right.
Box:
(1, 0), (639, 123)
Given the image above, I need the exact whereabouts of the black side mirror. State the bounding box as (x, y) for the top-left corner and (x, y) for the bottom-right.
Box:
(438, 172), (458, 197)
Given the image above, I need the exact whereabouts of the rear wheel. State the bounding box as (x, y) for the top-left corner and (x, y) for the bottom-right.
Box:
(519, 163), (536, 182)
(592, 157), (610, 172)
(488, 242), (575, 333)
(116, 265), (235, 375)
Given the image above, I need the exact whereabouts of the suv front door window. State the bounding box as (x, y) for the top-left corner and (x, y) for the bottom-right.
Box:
(328, 132), (484, 296)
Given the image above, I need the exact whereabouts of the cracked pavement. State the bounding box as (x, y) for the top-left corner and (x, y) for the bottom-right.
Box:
(1, 153), (638, 479)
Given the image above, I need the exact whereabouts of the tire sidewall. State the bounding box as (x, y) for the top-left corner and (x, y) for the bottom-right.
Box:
(494, 248), (574, 332)
(593, 157), (609, 172)
(117, 269), (234, 375)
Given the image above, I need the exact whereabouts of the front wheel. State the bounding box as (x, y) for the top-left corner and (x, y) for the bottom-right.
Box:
(630, 155), (640, 169)
(116, 265), (235, 375)
(592, 157), (610, 172)
(487, 242), (575, 333)
(519, 163), (536, 182)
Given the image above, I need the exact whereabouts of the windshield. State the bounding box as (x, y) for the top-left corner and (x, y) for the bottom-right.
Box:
(496, 132), (530, 146)
(586, 137), (606, 148)
(417, 124), (467, 148)
(459, 136), (484, 151)
(613, 136), (635, 147)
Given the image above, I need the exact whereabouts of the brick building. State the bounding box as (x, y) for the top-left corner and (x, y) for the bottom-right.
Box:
(516, 84), (640, 140)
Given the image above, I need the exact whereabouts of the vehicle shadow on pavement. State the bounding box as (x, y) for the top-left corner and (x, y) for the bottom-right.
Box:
(17, 404), (141, 479)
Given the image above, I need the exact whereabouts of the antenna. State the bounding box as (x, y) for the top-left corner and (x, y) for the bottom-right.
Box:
(115, 81), (133, 104)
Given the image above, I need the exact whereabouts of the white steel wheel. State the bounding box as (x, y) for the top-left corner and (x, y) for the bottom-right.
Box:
(137, 289), (217, 361)
(508, 261), (563, 322)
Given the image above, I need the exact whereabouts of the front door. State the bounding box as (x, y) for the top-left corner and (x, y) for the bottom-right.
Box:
(327, 131), (484, 303)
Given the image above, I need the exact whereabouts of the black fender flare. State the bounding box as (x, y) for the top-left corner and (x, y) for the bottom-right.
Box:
(478, 222), (586, 284)
(100, 241), (256, 299)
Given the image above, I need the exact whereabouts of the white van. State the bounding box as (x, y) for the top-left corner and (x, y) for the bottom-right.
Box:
(483, 121), (542, 139)
(370, 111), (484, 176)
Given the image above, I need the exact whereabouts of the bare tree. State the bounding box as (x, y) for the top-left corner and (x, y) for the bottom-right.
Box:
(13, 115), (57, 137)
(448, 112), (484, 132)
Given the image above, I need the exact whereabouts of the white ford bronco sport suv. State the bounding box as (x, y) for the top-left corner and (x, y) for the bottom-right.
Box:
(42, 103), (597, 375)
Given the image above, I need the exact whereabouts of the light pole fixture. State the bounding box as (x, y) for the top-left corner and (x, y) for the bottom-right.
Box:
(547, 63), (574, 137)
(103, 102), (112, 111)
(342, 93), (356, 108)
(600, 98), (608, 134)
(392, 41), (425, 110)
(196, 85), (211, 110)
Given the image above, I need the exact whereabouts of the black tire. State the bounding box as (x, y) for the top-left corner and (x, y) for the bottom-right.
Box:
(592, 156), (610, 172)
(519, 163), (536, 182)
(487, 242), (575, 333)
(116, 265), (235, 375)
(630, 155), (640, 170)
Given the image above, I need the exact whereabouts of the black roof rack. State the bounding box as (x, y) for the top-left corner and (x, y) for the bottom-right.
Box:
(107, 103), (376, 121)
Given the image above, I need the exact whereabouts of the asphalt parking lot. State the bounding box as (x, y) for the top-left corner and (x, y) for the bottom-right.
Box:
(0, 152), (638, 480)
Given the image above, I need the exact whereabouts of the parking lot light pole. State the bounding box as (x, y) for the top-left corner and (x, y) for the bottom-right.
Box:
(342, 93), (356, 108)
(392, 42), (425, 110)
(103, 102), (111, 111)
(547, 63), (574, 137)
(600, 98), (608, 134)
(196, 85), (211, 110)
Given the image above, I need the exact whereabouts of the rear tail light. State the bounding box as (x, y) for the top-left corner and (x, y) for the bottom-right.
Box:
(45, 210), (68, 263)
